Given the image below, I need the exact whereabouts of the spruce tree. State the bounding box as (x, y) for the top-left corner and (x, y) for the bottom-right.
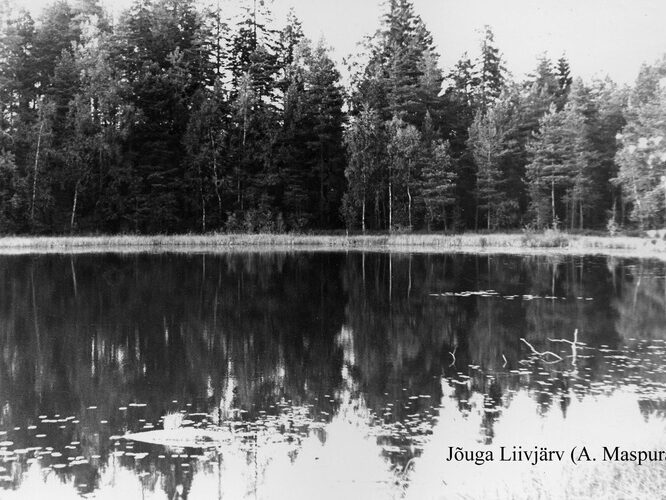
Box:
(476, 26), (505, 112)
(418, 114), (457, 230)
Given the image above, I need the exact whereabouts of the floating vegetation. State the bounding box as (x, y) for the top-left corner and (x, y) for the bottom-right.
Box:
(430, 290), (594, 301)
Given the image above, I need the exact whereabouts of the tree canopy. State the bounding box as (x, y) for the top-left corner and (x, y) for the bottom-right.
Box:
(0, 0), (661, 233)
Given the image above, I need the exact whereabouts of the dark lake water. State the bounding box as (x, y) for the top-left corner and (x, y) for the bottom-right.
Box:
(1, 251), (666, 499)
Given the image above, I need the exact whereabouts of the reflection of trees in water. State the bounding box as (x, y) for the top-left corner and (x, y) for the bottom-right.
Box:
(521, 255), (621, 347)
(463, 255), (527, 372)
(340, 253), (653, 443)
(341, 253), (461, 413)
(612, 259), (666, 341)
(2, 252), (666, 497)
(0, 252), (649, 432)
(340, 254), (627, 410)
(0, 253), (347, 431)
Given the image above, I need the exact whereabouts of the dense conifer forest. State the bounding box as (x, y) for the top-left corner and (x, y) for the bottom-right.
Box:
(1, 0), (665, 234)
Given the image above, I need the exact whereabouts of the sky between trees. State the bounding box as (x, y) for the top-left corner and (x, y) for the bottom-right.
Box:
(18, 0), (666, 84)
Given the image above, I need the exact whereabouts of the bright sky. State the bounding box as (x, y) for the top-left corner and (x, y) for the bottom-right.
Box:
(18, 0), (666, 84)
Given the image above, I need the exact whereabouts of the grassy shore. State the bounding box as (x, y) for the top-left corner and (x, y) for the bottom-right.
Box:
(1, 231), (666, 256)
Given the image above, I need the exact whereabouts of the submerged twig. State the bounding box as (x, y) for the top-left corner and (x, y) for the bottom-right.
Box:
(520, 338), (563, 364)
(548, 328), (579, 371)
(448, 345), (457, 367)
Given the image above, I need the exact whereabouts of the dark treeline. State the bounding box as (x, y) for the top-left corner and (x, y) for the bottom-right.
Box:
(1, 0), (665, 234)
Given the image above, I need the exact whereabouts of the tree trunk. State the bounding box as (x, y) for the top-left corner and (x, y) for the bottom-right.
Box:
(197, 153), (207, 233)
(210, 132), (223, 218)
(237, 172), (242, 211)
(551, 176), (556, 229)
(70, 180), (79, 233)
(388, 179), (392, 232)
(407, 184), (412, 230)
(375, 190), (381, 230)
(31, 121), (44, 225)
(362, 193), (366, 233)
(319, 141), (325, 226)
(407, 159), (412, 229)
(242, 100), (248, 148)
(475, 195), (479, 231)
(632, 176), (643, 230)
(200, 175), (206, 233)
(215, 0), (222, 76)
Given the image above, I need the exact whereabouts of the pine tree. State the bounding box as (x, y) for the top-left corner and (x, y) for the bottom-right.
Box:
(468, 107), (505, 230)
(561, 94), (596, 230)
(526, 105), (567, 229)
(525, 101), (592, 229)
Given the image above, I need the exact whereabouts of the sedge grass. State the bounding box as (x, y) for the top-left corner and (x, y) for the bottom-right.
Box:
(0, 231), (665, 257)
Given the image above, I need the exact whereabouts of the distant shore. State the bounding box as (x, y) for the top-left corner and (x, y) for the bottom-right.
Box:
(1, 232), (666, 258)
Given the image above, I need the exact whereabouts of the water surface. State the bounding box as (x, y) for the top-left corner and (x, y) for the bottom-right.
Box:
(0, 252), (665, 499)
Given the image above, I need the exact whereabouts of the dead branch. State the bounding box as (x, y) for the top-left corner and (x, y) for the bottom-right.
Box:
(548, 328), (579, 368)
(520, 338), (563, 364)
(448, 345), (457, 368)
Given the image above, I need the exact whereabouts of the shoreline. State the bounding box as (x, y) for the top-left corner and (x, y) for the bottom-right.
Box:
(0, 232), (665, 258)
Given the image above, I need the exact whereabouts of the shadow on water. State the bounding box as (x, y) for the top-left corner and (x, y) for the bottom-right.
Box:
(0, 252), (665, 498)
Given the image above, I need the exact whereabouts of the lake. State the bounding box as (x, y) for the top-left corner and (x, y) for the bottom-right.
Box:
(0, 251), (665, 499)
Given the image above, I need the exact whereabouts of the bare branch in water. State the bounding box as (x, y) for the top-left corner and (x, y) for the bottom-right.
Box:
(520, 338), (563, 363)
(448, 346), (457, 368)
(548, 328), (579, 371)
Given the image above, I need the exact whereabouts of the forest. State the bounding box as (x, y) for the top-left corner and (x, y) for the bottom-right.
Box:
(0, 0), (665, 234)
